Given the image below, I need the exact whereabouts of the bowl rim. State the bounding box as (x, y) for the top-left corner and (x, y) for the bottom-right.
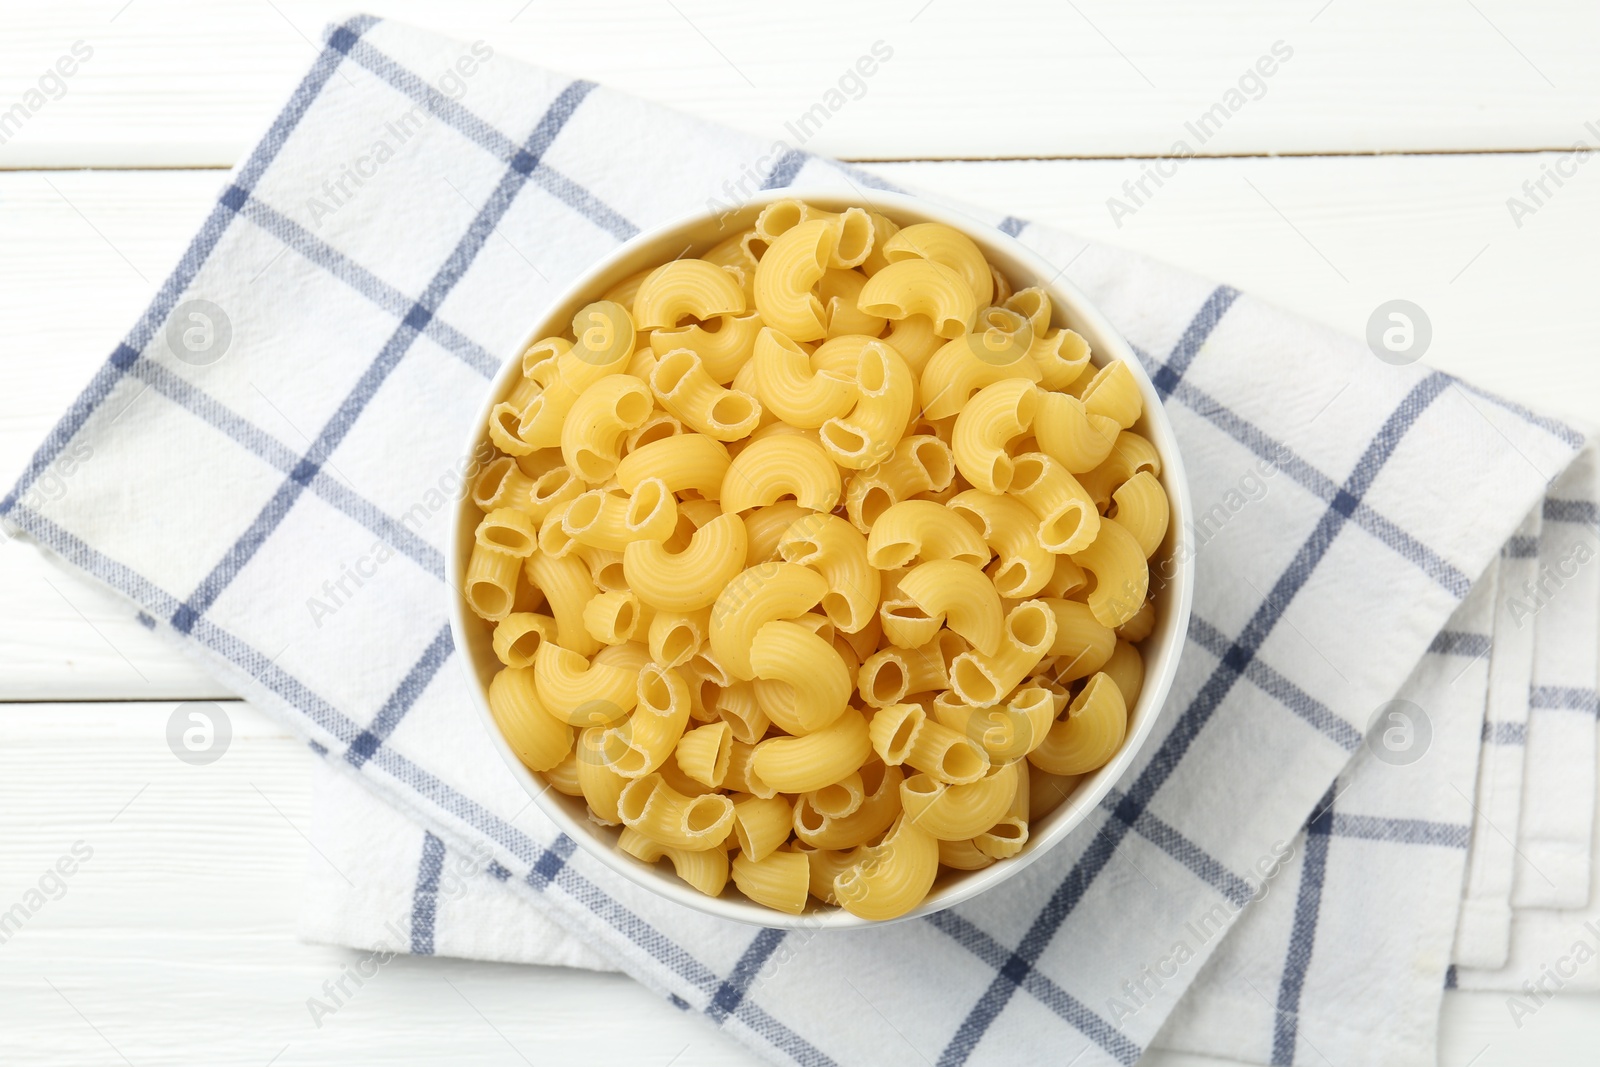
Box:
(448, 188), (1195, 929)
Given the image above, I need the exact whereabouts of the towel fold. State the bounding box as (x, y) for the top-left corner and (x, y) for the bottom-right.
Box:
(1511, 452), (1600, 910)
(1453, 515), (1541, 969)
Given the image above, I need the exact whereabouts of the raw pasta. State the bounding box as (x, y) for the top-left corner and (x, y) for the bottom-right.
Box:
(467, 200), (1173, 919)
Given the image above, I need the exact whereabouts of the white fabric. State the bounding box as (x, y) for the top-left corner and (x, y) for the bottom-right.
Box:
(1453, 514), (1542, 969)
(1511, 450), (1600, 909)
(1155, 574), (1494, 1066)
(4, 17), (1596, 1067)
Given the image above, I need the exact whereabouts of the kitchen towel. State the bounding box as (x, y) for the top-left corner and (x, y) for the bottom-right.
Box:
(1453, 512), (1542, 970)
(4, 16), (1594, 1067)
(1510, 452), (1600, 910)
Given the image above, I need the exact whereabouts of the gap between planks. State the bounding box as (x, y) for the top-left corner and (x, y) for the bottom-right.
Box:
(4, 146), (1600, 172)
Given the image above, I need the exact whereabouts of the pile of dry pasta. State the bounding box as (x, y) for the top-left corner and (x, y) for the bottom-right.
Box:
(462, 199), (1169, 920)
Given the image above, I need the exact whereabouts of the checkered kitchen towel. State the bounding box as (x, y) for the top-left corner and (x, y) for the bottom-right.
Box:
(6, 16), (1597, 1067)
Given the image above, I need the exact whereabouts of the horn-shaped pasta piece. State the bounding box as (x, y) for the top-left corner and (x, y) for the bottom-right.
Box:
(650, 349), (763, 441)
(675, 721), (733, 788)
(754, 218), (836, 341)
(951, 377), (1037, 493)
(860, 211), (901, 275)
(582, 589), (643, 646)
(819, 268), (886, 337)
(881, 222), (994, 307)
(882, 313), (942, 373)
(701, 229), (762, 300)
(600, 663), (691, 779)
(544, 748), (583, 797)
(865, 500), (990, 570)
(534, 641), (638, 725)
(600, 267), (653, 313)
(731, 847), (810, 914)
(896, 559), (1004, 656)
(575, 728), (631, 823)
(1077, 358), (1143, 429)
(777, 513), (880, 633)
(1102, 639), (1145, 709)
(1040, 554), (1088, 599)
(520, 335), (571, 386)
(1033, 390), (1120, 474)
(899, 759), (1018, 840)
(464, 543), (521, 622)
(755, 202), (873, 269)
(487, 667), (573, 772)
(475, 508), (539, 557)
(792, 760), (903, 850)
(939, 837), (996, 871)
(730, 793), (794, 862)
(1117, 599), (1157, 643)
(562, 481), (677, 551)
(1108, 469), (1170, 558)
(1008, 452), (1100, 554)
(492, 612), (557, 668)
(741, 499), (811, 562)
(919, 307), (1040, 420)
(750, 327), (857, 428)
(649, 310), (763, 384)
(818, 339), (914, 470)
(617, 772), (735, 851)
(1027, 326), (1092, 391)
(902, 716), (990, 785)
(750, 707), (870, 793)
(748, 620), (852, 734)
(616, 433), (731, 501)
(525, 552), (601, 656)
(473, 457), (583, 523)
(632, 259), (746, 330)
(719, 434), (842, 513)
(807, 771), (865, 819)
(974, 757), (1030, 859)
(646, 606), (710, 669)
(868, 701), (926, 766)
(832, 812), (940, 920)
(707, 561), (828, 679)
(857, 258), (978, 340)
(1075, 431), (1162, 509)
(619, 826), (729, 897)
(949, 599), (1057, 707)
(1068, 517), (1149, 628)
(1040, 598), (1117, 682)
(623, 512), (748, 612)
(518, 304), (637, 448)
(724, 739), (779, 799)
(933, 684), (1055, 761)
(844, 435), (955, 532)
(948, 489), (1054, 599)
(752, 199), (808, 242)
(1029, 672), (1128, 776)
(713, 681), (769, 745)
(559, 374), (654, 482)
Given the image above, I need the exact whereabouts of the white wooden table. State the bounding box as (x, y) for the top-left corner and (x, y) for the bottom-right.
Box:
(3, 3), (1597, 1063)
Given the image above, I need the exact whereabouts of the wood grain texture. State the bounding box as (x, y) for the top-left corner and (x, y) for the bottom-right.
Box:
(0, 702), (1592, 1066)
(1, 1), (1599, 167)
(3, 158), (1595, 700)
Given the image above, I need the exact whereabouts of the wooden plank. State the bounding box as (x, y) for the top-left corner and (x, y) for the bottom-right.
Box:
(3, 155), (1596, 702)
(2, 1), (1600, 167)
(0, 700), (758, 1066)
(0, 700), (1593, 1065)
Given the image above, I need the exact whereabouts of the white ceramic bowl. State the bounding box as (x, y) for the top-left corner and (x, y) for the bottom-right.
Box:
(450, 190), (1194, 928)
